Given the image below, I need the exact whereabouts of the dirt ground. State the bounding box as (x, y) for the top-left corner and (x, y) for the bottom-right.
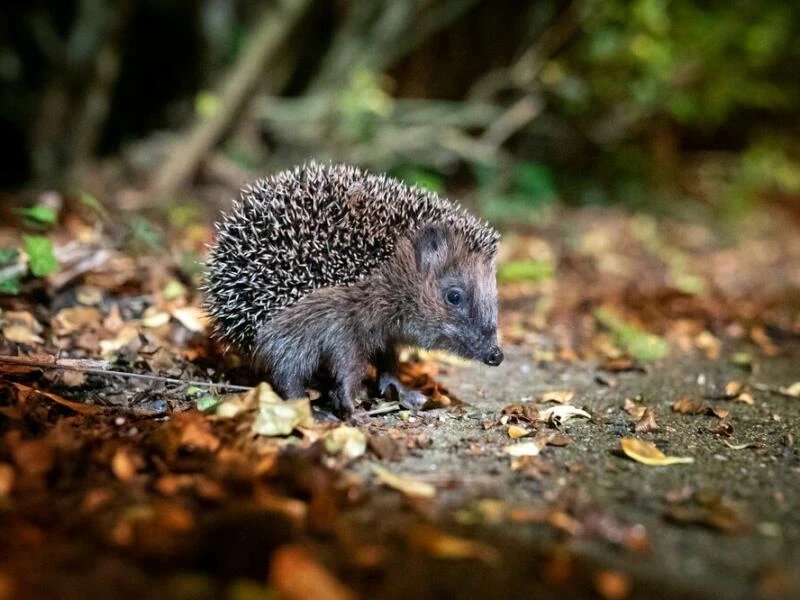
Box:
(1, 202), (799, 600)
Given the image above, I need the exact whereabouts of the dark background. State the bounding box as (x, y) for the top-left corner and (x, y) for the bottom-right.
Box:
(1, 0), (800, 220)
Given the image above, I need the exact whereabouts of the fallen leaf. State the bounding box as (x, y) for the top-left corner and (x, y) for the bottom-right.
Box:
(735, 392), (755, 405)
(324, 426), (367, 462)
(672, 397), (707, 414)
(594, 308), (669, 362)
(406, 525), (500, 565)
(503, 441), (542, 457)
(52, 306), (102, 335)
(694, 331), (721, 360)
(634, 408), (659, 433)
(594, 570), (631, 600)
(501, 402), (539, 423)
(539, 405), (591, 427)
(251, 383), (313, 436)
(371, 464), (436, 499)
(623, 398), (646, 419)
(270, 545), (355, 600)
(780, 382), (800, 398)
(170, 306), (207, 333)
(620, 438), (694, 466)
(99, 324), (141, 356)
(76, 286), (103, 305)
(61, 370), (87, 387)
(710, 422), (734, 437)
(2, 311), (44, 345)
(507, 425), (530, 439)
(724, 380), (744, 398)
(111, 449), (141, 481)
(672, 397), (727, 419)
(0, 463), (14, 497)
(540, 390), (575, 404)
(9, 381), (104, 414)
(663, 491), (751, 533)
(141, 308), (170, 328)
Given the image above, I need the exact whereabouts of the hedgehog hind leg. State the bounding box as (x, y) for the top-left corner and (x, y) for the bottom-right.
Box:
(327, 350), (368, 420)
(374, 348), (427, 410)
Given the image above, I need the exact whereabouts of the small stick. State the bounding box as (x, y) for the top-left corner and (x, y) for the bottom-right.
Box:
(0, 354), (253, 392)
(362, 402), (401, 417)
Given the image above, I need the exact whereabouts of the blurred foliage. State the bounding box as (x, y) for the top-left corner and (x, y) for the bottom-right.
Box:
(1, 0), (799, 216)
(23, 235), (58, 277)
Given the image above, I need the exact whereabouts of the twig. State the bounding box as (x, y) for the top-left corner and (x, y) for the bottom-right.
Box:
(148, 0), (311, 198)
(363, 402), (401, 416)
(480, 96), (543, 149)
(0, 355), (252, 392)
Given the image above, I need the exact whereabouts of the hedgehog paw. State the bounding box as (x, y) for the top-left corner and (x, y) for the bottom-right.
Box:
(329, 388), (356, 420)
(379, 375), (428, 410)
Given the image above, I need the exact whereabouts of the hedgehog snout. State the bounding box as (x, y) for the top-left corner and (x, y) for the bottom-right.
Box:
(483, 345), (504, 366)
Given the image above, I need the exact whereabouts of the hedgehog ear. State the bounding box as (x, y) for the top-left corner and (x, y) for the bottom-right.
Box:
(414, 224), (451, 274)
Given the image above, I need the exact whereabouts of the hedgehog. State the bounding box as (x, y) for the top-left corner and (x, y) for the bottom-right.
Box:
(202, 162), (503, 417)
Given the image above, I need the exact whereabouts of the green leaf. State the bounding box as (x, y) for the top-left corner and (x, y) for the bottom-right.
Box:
(594, 307), (669, 363)
(497, 260), (555, 283)
(79, 192), (107, 217)
(0, 248), (19, 265)
(14, 205), (58, 225)
(23, 235), (59, 277)
(196, 395), (222, 412)
(0, 276), (20, 295)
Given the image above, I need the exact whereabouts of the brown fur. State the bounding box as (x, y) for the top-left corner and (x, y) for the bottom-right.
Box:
(253, 224), (502, 417)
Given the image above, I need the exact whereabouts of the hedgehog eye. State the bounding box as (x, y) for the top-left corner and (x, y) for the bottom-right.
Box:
(445, 288), (464, 307)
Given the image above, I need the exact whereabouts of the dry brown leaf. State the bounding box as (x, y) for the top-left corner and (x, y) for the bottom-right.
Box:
(735, 392), (755, 405)
(2, 311), (44, 345)
(270, 545), (356, 600)
(141, 308), (170, 328)
(9, 381), (104, 414)
(507, 425), (530, 439)
(252, 383), (313, 436)
(501, 402), (540, 423)
(103, 304), (124, 333)
(52, 306), (102, 335)
(672, 397), (707, 414)
(503, 441), (542, 457)
(620, 438), (694, 466)
(170, 306), (207, 333)
(634, 408), (659, 433)
(664, 492), (752, 533)
(623, 398), (647, 419)
(594, 570), (631, 600)
(99, 324), (141, 356)
(694, 331), (721, 360)
(371, 464), (436, 499)
(0, 463), (14, 497)
(324, 426), (367, 462)
(406, 525), (500, 565)
(76, 286), (103, 305)
(780, 382), (800, 398)
(111, 449), (141, 481)
(540, 390), (575, 404)
(61, 370), (88, 387)
(724, 380), (744, 398)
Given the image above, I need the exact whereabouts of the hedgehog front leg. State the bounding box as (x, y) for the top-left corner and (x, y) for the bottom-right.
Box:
(374, 348), (427, 410)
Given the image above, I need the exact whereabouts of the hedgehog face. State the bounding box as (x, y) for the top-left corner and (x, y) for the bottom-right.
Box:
(410, 225), (503, 366)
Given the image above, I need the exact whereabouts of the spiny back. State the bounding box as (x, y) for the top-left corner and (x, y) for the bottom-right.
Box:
(203, 162), (499, 349)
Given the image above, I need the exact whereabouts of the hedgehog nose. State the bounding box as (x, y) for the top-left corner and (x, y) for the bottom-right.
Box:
(483, 345), (504, 366)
